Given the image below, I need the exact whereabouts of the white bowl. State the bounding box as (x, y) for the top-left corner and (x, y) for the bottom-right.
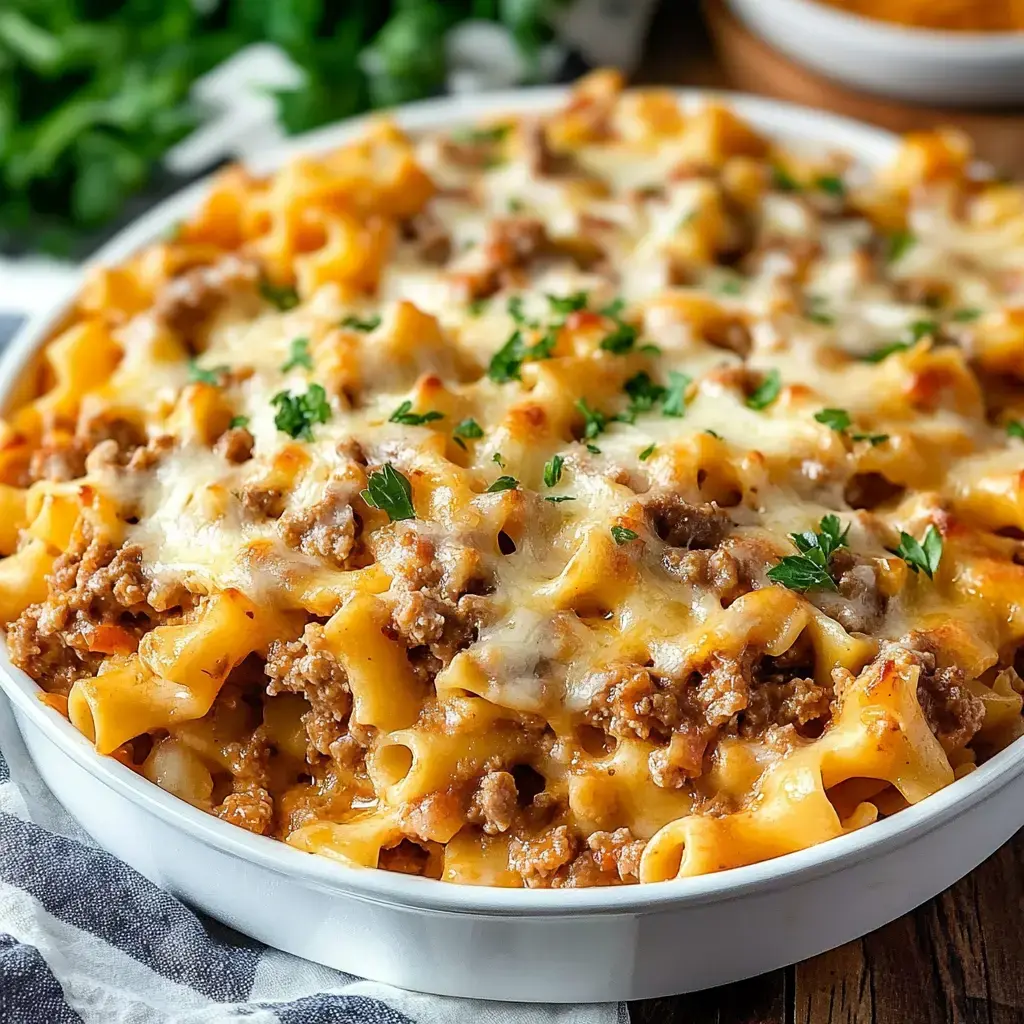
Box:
(2, 88), (1023, 1003)
(726, 0), (1024, 106)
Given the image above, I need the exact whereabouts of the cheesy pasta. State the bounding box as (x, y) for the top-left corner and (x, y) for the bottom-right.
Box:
(4, 71), (1024, 887)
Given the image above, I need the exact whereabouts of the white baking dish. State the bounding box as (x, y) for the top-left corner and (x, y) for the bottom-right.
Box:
(726, 0), (1024, 106)
(2, 88), (1023, 1003)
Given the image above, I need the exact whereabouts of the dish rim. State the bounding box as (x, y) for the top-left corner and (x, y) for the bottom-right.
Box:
(729, 0), (1024, 48)
(2, 84), (1022, 917)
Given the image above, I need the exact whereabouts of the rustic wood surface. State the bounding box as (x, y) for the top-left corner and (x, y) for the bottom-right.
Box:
(627, 5), (1024, 1022)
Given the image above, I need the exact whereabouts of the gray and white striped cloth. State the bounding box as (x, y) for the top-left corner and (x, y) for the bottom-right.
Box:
(0, 311), (626, 1024)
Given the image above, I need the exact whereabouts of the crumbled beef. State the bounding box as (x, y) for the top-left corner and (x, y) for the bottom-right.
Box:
(377, 840), (435, 876)
(509, 824), (577, 888)
(239, 484), (285, 519)
(585, 828), (645, 883)
(467, 770), (518, 835)
(278, 483), (358, 568)
(645, 495), (732, 549)
(403, 209), (452, 265)
(29, 436), (89, 483)
(216, 727), (274, 836)
(809, 549), (886, 634)
(662, 546), (747, 605)
(216, 426), (254, 464)
(912, 648), (986, 751)
(265, 623), (353, 761)
(585, 667), (681, 742)
(154, 255), (260, 351)
(7, 530), (181, 693)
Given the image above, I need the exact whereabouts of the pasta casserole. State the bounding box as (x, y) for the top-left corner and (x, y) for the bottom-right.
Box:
(3, 71), (1024, 887)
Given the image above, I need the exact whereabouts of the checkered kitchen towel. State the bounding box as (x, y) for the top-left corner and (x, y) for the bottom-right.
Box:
(0, 312), (628, 1024)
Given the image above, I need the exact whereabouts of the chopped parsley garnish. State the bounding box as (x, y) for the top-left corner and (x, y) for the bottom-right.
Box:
(259, 279), (299, 311)
(389, 400), (444, 426)
(487, 475), (519, 493)
(747, 369), (782, 410)
(507, 296), (530, 325)
(863, 341), (910, 363)
(815, 407), (852, 432)
(639, 443), (656, 461)
(893, 525), (943, 579)
(271, 383), (331, 441)
(639, 342), (662, 356)
(361, 464), (416, 522)
(487, 325), (555, 382)
(816, 174), (846, 198)
(623, 372), (666, 418)
(599, 321), (638, 355)
(600, 298), (626, 319)
(453, 123), (511, 145)
(611, 525), (639, 545)
(340, 313), (381, 332)
(771, 165), (799, 192)
(281, 337), (313, 372)
(887, 230), (916, 263)
(705, 429), (722, 439)
(492, 452), (506, 469)
(452, 418), (484, 449)
(228, 415), (250, 429)
(662, 371), (691, 418)
(808, 310), (835, 326)
(909, 319), (939, 341)
(1007, 420), (1024, 439)
(575, 398), (607, 440)
(543, 454), (564, 488)
(717, 279), (743, 296)
(547, 292), (589, 317)
(586, 443), (602, 455)
(467, 298), (489, 317)
(188, 360), (228, 386)
(851, 432), (889, 446)
(544, 495), (576, 503)
(766, 514), (850, 592)
(507, 197), (524, 213)
(951, 307), (981, 323)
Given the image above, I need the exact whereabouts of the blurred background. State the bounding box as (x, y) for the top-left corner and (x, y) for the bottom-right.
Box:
(2, 0), (1023, 320)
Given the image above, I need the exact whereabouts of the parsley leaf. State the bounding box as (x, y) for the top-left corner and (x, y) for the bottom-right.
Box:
(492, 452), (506, 468)
(705, 429), (722, 439)
(851, 432), (889, 446)
(816, 174), (846, 198)
(887, 230), (916, 263)
(453, 124), (511, 145)
(543, 454), (564, 488)
(1007, 420), (1024, 440)
(893, 525), (943, 579)
(624, 372), (667, 418)
(453, 418), (484, 447)
(863, 341), (910, 363)
(487, 327), (555, 382)
(909, 319), (938, 341)
(228, 415), (250, 429)
(389, 400), (444, 426)
(600, 298), (626, 319)
(717, 279), (743, 296)
(771, 165), (799, 192)
(766, 514), (850, 592)
(639, 443), (656, 461)
(361, 464), (416, 522)
(507, 296), (531, 325)
(611, 525), (639, 545)
(815, 408), (852, 432)
(487, 475), (519, 493)
(260, 279), (299, 311)
(188, 361), (228, 386)
(340, 314), (381, 332)
(586, 443), (602, 454)
(747, 369), (782, 410)
(575, 398), (607, 440)
(808, 310), (835, 326)
(547, 292), (589, 317)
(544, 495), (576, 503)
(951, 307), (981, 323)
(662, 371), (691, 418)
(468, 298), (489, 317)
(600, 321), (638, 354)
(281, 337), (313, 372)
(271, 383), (331, 441)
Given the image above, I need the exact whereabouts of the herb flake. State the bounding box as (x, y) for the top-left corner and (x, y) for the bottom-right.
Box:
(361, 464), (416, 522)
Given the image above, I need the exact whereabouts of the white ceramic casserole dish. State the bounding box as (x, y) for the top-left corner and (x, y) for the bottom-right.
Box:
(726, 0), (1024, 106)
(2, 88), (1024, 1003)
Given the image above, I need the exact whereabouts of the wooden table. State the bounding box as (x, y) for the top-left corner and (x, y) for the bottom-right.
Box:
(626, 5), (1024, 1021)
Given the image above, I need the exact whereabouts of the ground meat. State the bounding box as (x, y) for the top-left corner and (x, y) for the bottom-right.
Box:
(215, 426), (254, 464)
(509, 824), (577, 888)
(522, 120), (577, 177)
(239, 484), (285, 519)
(278, 483), (358, 568)
(645, 495), (732, 549)
(265, 623), (353, 761)
(154, 255), (260, 351)
(403, 208), (452, 264)
(648, 728), (709, 788)
(915, 655), (985, 751)
(377, 840), (435, 877)
(7, 530), (178, 692)
(29, 435), (89, 483)
(216, 727), (274, 836)
(585, 666), (681, 742)
(484, 216), (549, 270)
(662, 545), (747, 605)
(586, 828), (646, 883)
(809, 549), (886, 633)
(740, 675), (831, 736)
(467, 770), (518, 835)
